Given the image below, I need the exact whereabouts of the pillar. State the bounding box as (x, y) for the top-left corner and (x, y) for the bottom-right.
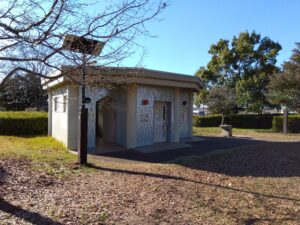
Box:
(48, 92), (52, 136)
(188, 91), (194, 137)
(172, 88), (180, 142)
(126, 85), (137, 149)
(67, 86), (79, 150)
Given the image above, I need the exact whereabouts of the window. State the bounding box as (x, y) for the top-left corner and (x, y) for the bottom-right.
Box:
(63, 95), (67, 112)
(54, 97), (58, 112)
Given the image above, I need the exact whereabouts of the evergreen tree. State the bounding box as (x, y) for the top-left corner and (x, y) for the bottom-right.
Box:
(267, 43), (300, 112)
(195, 31), (281, 113)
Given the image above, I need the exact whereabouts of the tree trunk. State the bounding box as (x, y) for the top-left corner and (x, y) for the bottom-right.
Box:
(283, 108), (288, 134)
(221, 114), (224, 125)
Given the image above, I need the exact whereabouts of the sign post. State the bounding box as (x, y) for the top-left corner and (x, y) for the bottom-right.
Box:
(62, 34), (104, 165)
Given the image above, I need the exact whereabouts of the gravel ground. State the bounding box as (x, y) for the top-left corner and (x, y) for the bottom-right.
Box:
(1, 141), (300, 225)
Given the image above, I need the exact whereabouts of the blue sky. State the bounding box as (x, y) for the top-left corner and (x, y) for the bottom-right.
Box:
(123, 0), (300, 75)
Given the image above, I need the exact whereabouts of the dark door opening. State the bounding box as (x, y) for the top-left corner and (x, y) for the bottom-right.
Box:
(96, 97), (116, 145)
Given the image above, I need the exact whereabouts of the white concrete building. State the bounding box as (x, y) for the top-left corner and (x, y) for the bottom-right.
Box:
(43, 67), (202, 153)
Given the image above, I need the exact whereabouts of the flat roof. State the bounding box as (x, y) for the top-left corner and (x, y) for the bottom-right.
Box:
(42, 66), (203, 91)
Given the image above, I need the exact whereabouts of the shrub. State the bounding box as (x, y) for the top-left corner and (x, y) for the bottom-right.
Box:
(193, 115), (222, 127)
(228, 114), (276, 129)
(194, 114), (278, 129)
(272, 115), (300, 133)
(0, 111), (48, 135)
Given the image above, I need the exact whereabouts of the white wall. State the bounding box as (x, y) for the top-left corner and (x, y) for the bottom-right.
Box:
(49, 84), (193, 150)
(67, 86), (79, 150)
(51, 87), (68, 147)
(50, 85), (79, 150)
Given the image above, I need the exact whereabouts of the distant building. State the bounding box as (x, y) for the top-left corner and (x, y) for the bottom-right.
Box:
(193, 104), (208, 116)
(43, 67), (202, 153)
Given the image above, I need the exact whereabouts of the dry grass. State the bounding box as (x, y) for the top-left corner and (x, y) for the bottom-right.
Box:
(1, 134), (300, 224)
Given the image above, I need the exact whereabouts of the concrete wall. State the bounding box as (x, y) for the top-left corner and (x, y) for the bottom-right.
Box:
(111, 89), (127, 146)
(180, 90), (190, 137)
(136, 85), (194, 147)
(136, 85), (176, 146)
(51, 87), (68, 147)
(67, 86), (79, 150)
(188, 90), (194, 137)
(81, 87), (108, 148)
(48, 93), (52, 136)
(49, 84), (194, 150)
(82, 86), (127, 149)
(49, 85), (80, 150)
(126, 85), (137, 149)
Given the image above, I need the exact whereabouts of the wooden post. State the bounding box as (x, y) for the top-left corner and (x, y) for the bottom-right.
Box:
(78, 56), (88, 165)
(78, 107), (88, 164)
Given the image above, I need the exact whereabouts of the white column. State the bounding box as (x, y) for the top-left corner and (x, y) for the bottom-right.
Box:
(188, 90), (194, 137)
(48, 92), (52, 136)
(126, 85), (137, 149)
(67, 85), (79, 150)
(172, 88), (180, 142)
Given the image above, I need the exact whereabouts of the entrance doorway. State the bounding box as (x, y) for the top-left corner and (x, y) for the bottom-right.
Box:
(96, 97), (116, 145)
(153, 102), (170, 142)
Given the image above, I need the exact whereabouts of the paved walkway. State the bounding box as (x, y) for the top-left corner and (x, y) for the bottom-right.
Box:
(89, 136), (265, 163)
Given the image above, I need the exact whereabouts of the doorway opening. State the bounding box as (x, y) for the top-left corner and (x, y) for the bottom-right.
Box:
(153, 101), (171, 143)
(96, 96), (116, 146)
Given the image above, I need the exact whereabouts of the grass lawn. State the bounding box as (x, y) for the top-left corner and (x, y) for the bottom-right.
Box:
(0, 136), (82, 176)
(0, 136), (72, 161)
(1, 132), (300, 224)
(193, 126), (300, 141)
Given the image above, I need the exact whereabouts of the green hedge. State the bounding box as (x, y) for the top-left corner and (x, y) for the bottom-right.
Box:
(0, 111), (48, 135)
(193, 114), (278, 129)
(272, 115), (300, 133)
(193, 115), (223, 127)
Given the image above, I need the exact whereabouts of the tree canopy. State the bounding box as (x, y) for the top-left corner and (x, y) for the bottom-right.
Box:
(267, 43), (300, 111)
(195, 31), (281, 113)
(0, 73), (47, 110)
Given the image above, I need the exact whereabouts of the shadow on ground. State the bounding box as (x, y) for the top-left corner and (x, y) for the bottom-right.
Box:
(0, 167), (63, 225)
(0, 165), (7, 184)
(96, 136), (264, 163)
(94, 136), (300, 178)
(0, 198), (63, 225)
(86, 163), (300, 203)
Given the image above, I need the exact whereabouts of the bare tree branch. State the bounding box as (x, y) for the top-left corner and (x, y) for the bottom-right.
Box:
(0, 0), (167, 88)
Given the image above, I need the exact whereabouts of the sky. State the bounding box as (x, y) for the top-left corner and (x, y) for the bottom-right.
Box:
(123, 0), (300, 75)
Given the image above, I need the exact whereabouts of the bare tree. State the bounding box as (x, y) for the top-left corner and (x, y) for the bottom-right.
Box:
(0, 0), (167, 165)
(0, 0), (167, 87)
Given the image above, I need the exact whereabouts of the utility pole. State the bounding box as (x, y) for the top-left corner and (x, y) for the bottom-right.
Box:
(62, 34), (104, 165)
